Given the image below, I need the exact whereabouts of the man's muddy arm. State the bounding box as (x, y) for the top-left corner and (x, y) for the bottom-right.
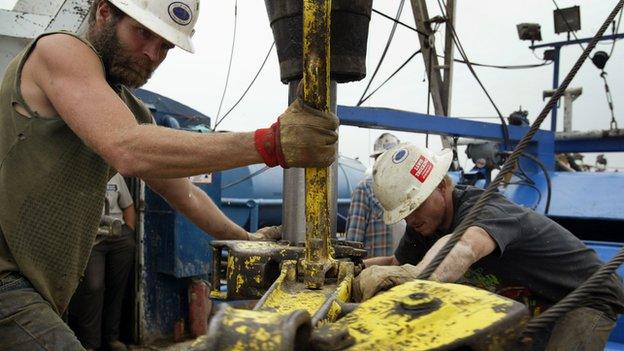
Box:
(415, 226), (496, 282)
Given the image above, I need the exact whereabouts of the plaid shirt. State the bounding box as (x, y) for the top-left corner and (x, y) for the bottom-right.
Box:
(345, 178), (394, 257)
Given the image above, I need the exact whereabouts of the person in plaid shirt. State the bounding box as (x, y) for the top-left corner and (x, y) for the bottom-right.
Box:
(346, 133), (404, 260)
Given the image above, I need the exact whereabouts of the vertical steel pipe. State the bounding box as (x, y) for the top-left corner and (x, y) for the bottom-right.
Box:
(282, 82), (307, 244)
(303, 0), (332, 289)
(283, 80), (337, 245)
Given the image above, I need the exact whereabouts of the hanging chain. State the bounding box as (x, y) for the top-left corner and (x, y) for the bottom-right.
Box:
(600, 71), (618, 130)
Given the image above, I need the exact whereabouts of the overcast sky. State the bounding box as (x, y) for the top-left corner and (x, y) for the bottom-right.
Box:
(1, 0), (622, 170)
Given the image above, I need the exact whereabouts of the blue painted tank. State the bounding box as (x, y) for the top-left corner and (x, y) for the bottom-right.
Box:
(220, 156), (366, 233)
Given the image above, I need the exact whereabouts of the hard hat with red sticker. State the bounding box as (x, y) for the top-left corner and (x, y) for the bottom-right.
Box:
(373, 143), (453, 224)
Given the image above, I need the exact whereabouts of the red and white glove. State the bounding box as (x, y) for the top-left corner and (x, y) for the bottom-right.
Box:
(254, 98), (339, 168)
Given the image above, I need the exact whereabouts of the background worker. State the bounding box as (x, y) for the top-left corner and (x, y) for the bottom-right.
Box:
(68, 173), (136, 351)
(353, 143), (624, 350)
(0, 0), (338, 349)
(345, 133), (405, 264)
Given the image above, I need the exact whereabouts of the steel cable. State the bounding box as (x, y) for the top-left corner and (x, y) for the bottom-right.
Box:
(417, 4), (624, 339)
(523, 248), (624, 337)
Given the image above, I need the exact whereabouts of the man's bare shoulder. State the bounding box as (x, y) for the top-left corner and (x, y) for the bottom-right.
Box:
(30, 33), (104, 77)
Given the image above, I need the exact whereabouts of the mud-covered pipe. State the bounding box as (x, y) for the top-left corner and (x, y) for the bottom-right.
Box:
(303, 0), (333, 289)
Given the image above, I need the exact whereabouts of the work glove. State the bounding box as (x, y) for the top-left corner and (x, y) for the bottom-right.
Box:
(246, 225), (282, 241)
(254, 98), (339, 168)
(352, 264), (422, 302)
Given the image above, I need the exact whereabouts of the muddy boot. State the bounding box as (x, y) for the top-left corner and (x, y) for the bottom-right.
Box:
(108, 340), (128, 351)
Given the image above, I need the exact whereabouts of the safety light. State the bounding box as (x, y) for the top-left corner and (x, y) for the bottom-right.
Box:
(517, 23), (542, 43)
(554, 6), (581, 35)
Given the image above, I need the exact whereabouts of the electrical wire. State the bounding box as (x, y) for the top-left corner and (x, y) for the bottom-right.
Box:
(358, 50), (421, 106)
(357, 1), (406, 106)
(426, 49), (433, 116)
(215, 0), (238, 125)
(507, 181), (543, 211)
(425, 47), (433, 148)
(609, 7), (623, 57)
(514, 159), (536, 185)
(371, 8), (427, 37)
(374, 6), (549, 70)
(221, 166), (270, 189)
(435, 0), (510, 147)
(520, 152), (552, 215)
(445, 56), (552, 69)
(213, 41), (276, 130)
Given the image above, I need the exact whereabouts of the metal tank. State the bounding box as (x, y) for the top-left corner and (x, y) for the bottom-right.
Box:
(221, 155), (366, 234)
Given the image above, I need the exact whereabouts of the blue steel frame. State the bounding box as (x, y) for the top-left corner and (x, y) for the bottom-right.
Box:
(529, 33), (624, 132)
(337, 106), (624, 170)
(338, 106), (557, 170)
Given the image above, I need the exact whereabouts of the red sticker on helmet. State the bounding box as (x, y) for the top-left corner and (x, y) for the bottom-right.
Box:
(410, 156), (433, 182)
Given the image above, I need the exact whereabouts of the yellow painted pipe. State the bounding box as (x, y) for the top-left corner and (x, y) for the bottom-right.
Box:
(302, 0), (333, 289)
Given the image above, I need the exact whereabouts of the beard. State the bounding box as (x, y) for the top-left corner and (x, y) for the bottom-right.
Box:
(90, 20), (155, 88)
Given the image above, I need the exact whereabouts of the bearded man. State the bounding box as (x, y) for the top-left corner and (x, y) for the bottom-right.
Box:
(0, 0), (338, 349)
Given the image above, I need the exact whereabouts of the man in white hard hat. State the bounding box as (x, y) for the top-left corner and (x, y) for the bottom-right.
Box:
(353, 143), (624, 350)
(0, 0), (337, 348)
(345, 133), (405, 261)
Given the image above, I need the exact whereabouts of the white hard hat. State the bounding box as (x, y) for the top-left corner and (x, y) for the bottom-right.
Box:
(109, 0), (199, 53)
(370, 133), (400, 157)
(373, 143), (453, 224)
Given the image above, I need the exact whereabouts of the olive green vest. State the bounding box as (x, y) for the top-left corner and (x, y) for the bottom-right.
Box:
(0, 32), (153, 314)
